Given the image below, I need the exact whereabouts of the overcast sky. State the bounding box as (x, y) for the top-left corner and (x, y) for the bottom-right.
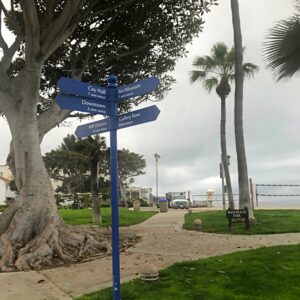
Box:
(0, 0), (299, 197)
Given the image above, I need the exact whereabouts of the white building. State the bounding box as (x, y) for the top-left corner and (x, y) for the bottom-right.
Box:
(0, 165), (16, 204)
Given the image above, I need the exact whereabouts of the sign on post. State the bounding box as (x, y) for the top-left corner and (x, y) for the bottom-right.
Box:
(56, 94), (109, 115)
(117, 105), (160, 130)
(226, 207), (250, 230)
(55, 74), (160, 300)
(117, 77), (160, 101)
(75, 118), (110, 138)
(58, 77), (107, 100)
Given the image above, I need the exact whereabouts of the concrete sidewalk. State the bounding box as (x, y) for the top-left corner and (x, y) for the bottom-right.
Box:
(2, 209), (300, 299)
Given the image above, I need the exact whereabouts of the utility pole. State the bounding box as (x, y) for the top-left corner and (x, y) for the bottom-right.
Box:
(154, 153), (160, 206)
(220, 154), (231, 210)
(220, 162), (226, 210)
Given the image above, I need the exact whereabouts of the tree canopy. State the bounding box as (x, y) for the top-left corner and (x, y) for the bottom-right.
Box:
(0, 0), (217, 271)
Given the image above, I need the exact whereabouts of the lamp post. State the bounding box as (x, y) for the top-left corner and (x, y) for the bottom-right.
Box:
(154, 153), (160, 206)
(220, 154), (230, 210)
(129, 178), (134, 203)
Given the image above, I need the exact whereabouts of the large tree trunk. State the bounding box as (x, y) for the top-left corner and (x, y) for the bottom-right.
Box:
(231, 0), (254, 219)
(0, 98), (110, 271)
(91, 160), (102, 224)
(220, 97), (234, 208)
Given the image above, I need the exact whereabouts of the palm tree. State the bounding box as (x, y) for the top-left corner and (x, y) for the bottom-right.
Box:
(263, 4), (300, 80)
(231, 0), (255, 219)
(62, 134), (107, 223)
(190, 42), (258, 209)
(76, 135), (107, 223)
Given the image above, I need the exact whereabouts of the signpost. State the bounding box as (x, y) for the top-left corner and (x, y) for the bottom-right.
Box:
(56, 94), (109, 115)
(75, 118), (110, 138)
(117, 77), (160, 101)
(56, 74), (160, 300)
(57, 77), (107, 100)
(226, 207), (250, 230)
(74, 105), (160, 138)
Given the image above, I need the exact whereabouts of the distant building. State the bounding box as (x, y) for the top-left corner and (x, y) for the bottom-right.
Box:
(0, 165), (16, 204)
(0, 165), (61, 205)
(125, 186), (153, 204)
(139, 188), (153, 203)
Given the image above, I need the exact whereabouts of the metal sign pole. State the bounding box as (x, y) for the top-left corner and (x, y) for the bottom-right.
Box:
(56, 74), (160, 300)
(107, 75), (121, 300)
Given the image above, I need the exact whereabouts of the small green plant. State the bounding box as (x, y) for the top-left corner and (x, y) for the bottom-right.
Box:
(0, 205), (8, 212)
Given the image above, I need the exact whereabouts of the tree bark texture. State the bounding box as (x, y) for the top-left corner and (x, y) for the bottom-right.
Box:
(1, 95), (111, 271)
(220, 97), (234, 208)
(0, 1), (146, 271)
(230, 0), (254, 218)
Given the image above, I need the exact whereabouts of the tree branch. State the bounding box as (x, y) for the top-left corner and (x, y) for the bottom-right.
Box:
(37, 101), (71, 143)
(42, 0), (57, 28)
(101, 37), (153, 64)
(0, 8), (9, 52)
(0, 36), (23, 73)
(40, 0), (85, 58)
(79, 0), (136, 22)
(20, 0), (40, 55)
(0, 1), (22, 37)
(73, 12), (118, 78)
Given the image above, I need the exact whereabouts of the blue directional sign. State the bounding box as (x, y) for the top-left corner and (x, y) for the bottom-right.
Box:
(56, 74), (160, 300)
(58, 77), (107, 101)
(55, 94), (109, 116)
(117, 77), (159, 101)
(117, 105), (160, 130)
(75, 118), (110, 138)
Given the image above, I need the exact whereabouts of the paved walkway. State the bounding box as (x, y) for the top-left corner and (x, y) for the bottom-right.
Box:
(1, 209), (300, 299)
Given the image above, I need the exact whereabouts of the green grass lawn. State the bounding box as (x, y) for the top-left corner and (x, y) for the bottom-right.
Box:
(184, 209), (300, 235)
(77, 244), (300, 300)
(59, 207), (156, 227)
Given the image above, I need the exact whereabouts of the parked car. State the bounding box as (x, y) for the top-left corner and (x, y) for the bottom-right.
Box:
(170, 199), (190, 209)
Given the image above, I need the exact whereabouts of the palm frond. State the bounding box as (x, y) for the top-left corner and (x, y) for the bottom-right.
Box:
(192, 56), (207, 67)
(243, 62), (259, 78)
(203, 77), (219, 93)
(189, 70), (207, 83)
(192, 55), (217, 71)
(263, 16), (300, 80)
(212, 43), (228, 65)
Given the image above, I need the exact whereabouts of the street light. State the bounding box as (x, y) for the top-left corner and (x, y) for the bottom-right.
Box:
(154, 153), (160, 206)
(220, 154), (230, 210)
(129, 178), (134, 203)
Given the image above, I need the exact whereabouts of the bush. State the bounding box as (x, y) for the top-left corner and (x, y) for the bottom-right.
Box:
(0, 205), (8, 212)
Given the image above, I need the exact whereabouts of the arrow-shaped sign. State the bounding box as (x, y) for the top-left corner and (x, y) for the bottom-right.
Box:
(117, 77), (160, 101)
(117, 105), (160, 130)
(75, 118), (110, 139)
(74, 105), (160, 138)
(58, 77), (107, 101)
(55, 94), (109, 116)
(58, 76), (159, 103)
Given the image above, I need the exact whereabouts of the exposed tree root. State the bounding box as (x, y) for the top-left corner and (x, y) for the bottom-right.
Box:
(0, 207), (138, 272)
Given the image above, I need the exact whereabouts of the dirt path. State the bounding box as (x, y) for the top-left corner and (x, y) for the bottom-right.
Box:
(1, 209), (300, 299)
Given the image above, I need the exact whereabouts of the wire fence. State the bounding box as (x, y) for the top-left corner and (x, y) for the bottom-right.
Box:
(191, 194), (240, 208)
(255, 184), (300, 208)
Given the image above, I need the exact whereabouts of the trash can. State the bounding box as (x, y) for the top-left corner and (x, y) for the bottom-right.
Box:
(159, 199), (168, 213)
(133, 199), (140, 211)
